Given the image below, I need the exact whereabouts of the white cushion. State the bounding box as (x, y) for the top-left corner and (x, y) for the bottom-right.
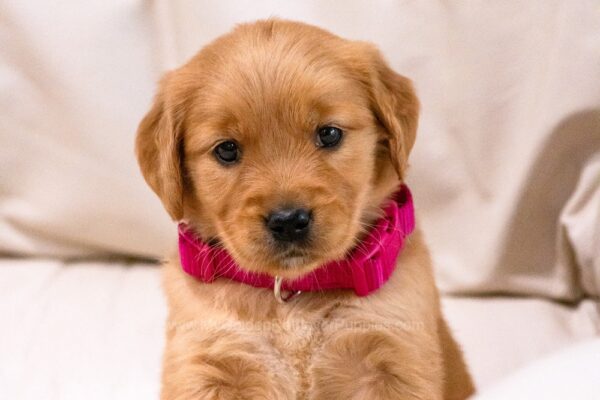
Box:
(2, 258), (598, 399)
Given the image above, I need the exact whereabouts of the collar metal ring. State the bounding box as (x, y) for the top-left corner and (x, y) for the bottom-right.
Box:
(274, 276), (301, 303)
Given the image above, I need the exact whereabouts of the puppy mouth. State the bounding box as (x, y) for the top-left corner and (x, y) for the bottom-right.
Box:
(279, 255), (310, 269)
(222, 233), (316, 273)
(274, 247), (313, 268)
(265, 219), (360, 272)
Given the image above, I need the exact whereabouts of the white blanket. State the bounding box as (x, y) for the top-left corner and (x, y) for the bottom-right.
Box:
(474, 339), (600, 400)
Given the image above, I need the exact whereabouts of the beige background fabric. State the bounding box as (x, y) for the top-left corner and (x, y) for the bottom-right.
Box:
(1, 0), (599, 299)
(0, 1), (173, 257)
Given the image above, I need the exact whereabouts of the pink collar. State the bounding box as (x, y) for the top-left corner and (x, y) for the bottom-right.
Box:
(178, 185), (415, 299)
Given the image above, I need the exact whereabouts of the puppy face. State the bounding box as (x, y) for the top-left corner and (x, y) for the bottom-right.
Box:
(136, 20), (418, 279)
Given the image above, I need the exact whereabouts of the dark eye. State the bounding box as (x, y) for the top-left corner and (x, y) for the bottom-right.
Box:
(214, 140), (240, 164)
(316, 126), (343, 148)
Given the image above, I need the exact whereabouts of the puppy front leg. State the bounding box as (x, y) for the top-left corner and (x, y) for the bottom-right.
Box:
(309, 329), (443, 400)
(161, 327), (296, 400)
(438, 316), (475, 400)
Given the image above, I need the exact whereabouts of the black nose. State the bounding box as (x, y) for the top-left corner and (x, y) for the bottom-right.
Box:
(266, 208), (312, 242)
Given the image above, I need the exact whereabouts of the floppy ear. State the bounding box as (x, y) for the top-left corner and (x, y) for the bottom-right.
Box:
(366, 49), (419, 180)
(135, 75), (185, 221)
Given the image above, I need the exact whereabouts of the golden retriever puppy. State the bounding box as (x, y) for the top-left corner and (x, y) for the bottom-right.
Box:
(136, 19), (474, 400)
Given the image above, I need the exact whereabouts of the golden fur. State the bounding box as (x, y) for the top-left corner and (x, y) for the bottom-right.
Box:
(136, 19), (474, 399)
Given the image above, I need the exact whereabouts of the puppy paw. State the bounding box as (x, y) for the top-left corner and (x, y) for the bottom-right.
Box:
(308, 330), (443, 400)
(161, 352), (291, 399)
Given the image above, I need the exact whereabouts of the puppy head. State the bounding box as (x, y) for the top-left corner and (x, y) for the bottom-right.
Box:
(136, 20), (418, 279)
